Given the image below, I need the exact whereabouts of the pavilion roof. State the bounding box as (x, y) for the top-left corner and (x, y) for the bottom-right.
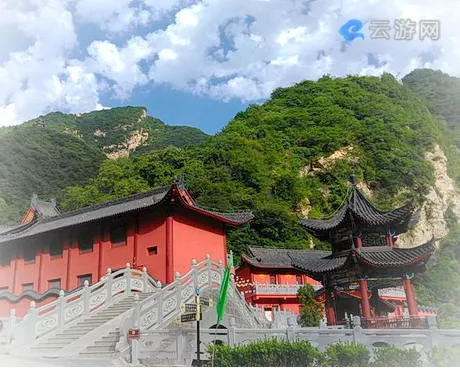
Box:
(291, 241), (436, 280)
(300, 184), (416, 238)
(241, 247), (330, 269)
(30, 194), (61, 218)
(0, 182), (253, 245)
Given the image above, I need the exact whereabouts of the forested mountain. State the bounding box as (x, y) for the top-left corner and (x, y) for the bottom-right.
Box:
(61, 73), (448, 253)
(0, 107), (208, 224)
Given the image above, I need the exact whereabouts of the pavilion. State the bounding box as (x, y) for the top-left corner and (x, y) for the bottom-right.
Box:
(293, 175), (436, 328)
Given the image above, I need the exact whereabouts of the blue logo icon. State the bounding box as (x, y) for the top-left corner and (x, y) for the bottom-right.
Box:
(339, 19), (365, 41)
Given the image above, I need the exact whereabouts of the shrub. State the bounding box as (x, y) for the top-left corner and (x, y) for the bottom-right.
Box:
(372, 346), (421, 367)
(208, 338), (322, 367)
(322, 341), (370, 367)
(429, 346), (460, 367)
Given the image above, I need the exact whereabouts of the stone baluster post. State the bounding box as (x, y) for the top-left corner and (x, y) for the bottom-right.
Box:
(206, 253), (212, 287)
(142, 267), (148, 293)
(175, 271), (183, 306)
(58, 290), (66, 328)
(83, 281), (90, 315)
(126, 263), (132, 295)
(286, 317), (295, 343)
(228, 317), (236, 347)
(8, 309), (16, 345)
(427, 316), (440, 349)
(28, 301), (37, 344)
(191, 258), (198, 292)
(218, 258), (223, 284)
(131, 293), (140, 365)
(352, 316), (363, 344)
(106, 268), (113, 303)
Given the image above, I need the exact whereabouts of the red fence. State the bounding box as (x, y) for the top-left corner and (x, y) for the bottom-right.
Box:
(361, 316), (428, 329)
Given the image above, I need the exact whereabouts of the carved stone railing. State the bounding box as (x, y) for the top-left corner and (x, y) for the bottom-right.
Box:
(117, 255), (269, 359)
(9, 263), (160, 352)
(133, 315), (460, 365)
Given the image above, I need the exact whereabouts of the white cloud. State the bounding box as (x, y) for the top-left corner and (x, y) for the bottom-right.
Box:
(0, 0), (459, 126)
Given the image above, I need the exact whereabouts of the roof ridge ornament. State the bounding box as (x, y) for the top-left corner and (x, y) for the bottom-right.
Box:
(348, 173), (358, 187)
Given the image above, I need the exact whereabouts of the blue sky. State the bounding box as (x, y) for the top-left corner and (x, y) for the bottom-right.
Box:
(0, 0), (457, 135)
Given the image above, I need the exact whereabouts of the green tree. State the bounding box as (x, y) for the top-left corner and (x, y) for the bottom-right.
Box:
(297, 284), (324, 327)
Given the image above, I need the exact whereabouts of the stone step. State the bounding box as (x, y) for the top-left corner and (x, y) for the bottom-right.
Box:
(89, 341), (117, 349)
(99, 336), (119, 343)
(45, 336), (79, 343)
(31, 343), (66, 350)
(79, 350), (114, 358)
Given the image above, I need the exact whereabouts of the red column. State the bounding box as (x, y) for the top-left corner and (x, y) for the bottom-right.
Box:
(166, 214), (174, 284)
(65, 240), (71, 290)
(360, 279), (371, 319)
(37, 248), (43, 292)
(325, 290), (336, 325)
(403, 278), (418, 317)
(386, 234), (394, 247)
(97, 225), (104, 281)
(353, 236), (363, 248)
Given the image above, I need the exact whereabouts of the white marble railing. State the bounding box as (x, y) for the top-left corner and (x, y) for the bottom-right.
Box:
(9, 264), (160, 351)
(116, 255), (269, 358)
(134, 316), (460, 365)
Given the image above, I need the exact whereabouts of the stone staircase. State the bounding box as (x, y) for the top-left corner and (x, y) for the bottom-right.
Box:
(29, 293), (150, 358)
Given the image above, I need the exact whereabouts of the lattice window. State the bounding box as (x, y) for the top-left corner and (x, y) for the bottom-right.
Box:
(362, 234), (388, 247)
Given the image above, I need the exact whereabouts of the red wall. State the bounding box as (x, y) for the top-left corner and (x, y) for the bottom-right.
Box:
(135, 210), (167, 284)
(172, 208), (226, 277)
(0, 206), (230, 317)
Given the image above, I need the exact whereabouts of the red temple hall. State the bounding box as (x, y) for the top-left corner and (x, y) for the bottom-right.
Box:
(0, 182), (253, 317)
(294, 175), (436, 328)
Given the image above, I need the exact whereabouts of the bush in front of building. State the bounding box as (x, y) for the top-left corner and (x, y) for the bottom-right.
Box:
(428, 346), (460, 366)
(371, 345), (421, 367)
(297, 284), (324, 327)
(208, 338), (322, 366)
(321, 341), (371, 367)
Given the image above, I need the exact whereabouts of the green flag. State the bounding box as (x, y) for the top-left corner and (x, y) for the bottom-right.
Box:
(216, 253), (233, 325)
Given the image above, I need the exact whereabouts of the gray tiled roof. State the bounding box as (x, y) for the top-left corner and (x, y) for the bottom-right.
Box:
(292, 241), (436, 276)
(31, 197), (61, 218)
(242, 247), (331, 268)
(0, 184), (253, 245)
(300, 186), (415, 234)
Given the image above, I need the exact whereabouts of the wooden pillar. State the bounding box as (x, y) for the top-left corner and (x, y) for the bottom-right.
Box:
(133, 215), (139, 267)
(353, 235), (362, 248)
(359, 279), (371, 320)
(97, 225), (104, 281)
(11, 256), (18, 295)
(386, 231), (394, 247)
(403, 278), (418, 317)
(166, 214), (174, 285)
(325, 289), (336, 325)
(65, 239), (71, 290)
(37, 246), (44, 292)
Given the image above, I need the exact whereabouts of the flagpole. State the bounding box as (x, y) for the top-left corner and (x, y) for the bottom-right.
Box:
(212, 252), (233, 367)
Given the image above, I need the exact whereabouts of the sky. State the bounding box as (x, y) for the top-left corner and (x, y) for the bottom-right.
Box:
(0, 0), (458, 135)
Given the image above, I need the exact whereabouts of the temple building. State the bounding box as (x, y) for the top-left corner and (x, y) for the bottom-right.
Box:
(293, 175), (436, 328)
(0, 181), (253, 317)
(235, 247), (437, 323)
(235, 247), (323, 319)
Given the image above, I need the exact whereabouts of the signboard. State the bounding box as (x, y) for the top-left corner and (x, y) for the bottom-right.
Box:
(178, 312), (202, 323)
(128, 328), (140, 339)
(196, 296), (213, 306)
(181, 303), (198, 313)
